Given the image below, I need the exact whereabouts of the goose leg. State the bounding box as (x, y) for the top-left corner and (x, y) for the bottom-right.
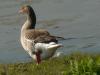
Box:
(35, 50), (41, 64)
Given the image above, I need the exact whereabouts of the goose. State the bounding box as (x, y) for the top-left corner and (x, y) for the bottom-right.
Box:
(19, 5), (63, 64)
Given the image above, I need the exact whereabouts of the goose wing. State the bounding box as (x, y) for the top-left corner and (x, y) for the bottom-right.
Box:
(34, 35), (58, 43)
(24, 29), (50, 40)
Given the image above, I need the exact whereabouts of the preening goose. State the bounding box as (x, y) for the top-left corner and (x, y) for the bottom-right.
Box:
(19, 5), (63, 64)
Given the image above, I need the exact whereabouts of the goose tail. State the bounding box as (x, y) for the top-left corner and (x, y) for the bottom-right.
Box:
(35, 42), (62, 51)
(47, 44), (62, 50)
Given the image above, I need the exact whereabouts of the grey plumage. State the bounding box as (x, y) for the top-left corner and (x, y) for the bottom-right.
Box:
(20, 5), (63, 64)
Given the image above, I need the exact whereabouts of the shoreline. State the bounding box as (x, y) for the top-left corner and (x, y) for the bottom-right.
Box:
(0, 53), (99, 75)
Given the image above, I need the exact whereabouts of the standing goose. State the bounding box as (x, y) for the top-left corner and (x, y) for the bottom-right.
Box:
(19, 5), (62, 64)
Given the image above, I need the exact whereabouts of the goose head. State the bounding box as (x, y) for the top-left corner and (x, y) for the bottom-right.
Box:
(19, 5), (36, 29)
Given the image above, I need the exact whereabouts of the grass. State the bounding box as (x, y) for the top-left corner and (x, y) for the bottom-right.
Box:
(0, 53), (100, 75)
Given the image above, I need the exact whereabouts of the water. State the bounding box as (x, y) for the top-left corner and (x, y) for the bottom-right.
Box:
(0, 0), (100, 63)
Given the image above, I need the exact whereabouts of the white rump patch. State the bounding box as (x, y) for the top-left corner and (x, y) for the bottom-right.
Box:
(34, 42), (62, 51)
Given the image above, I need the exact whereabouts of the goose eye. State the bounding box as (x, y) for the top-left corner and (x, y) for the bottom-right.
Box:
(19, 6), (28, 13)
(23, 7), (28, 12)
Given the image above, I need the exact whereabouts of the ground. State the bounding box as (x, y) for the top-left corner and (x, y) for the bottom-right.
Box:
(0, 53), (100, 75)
